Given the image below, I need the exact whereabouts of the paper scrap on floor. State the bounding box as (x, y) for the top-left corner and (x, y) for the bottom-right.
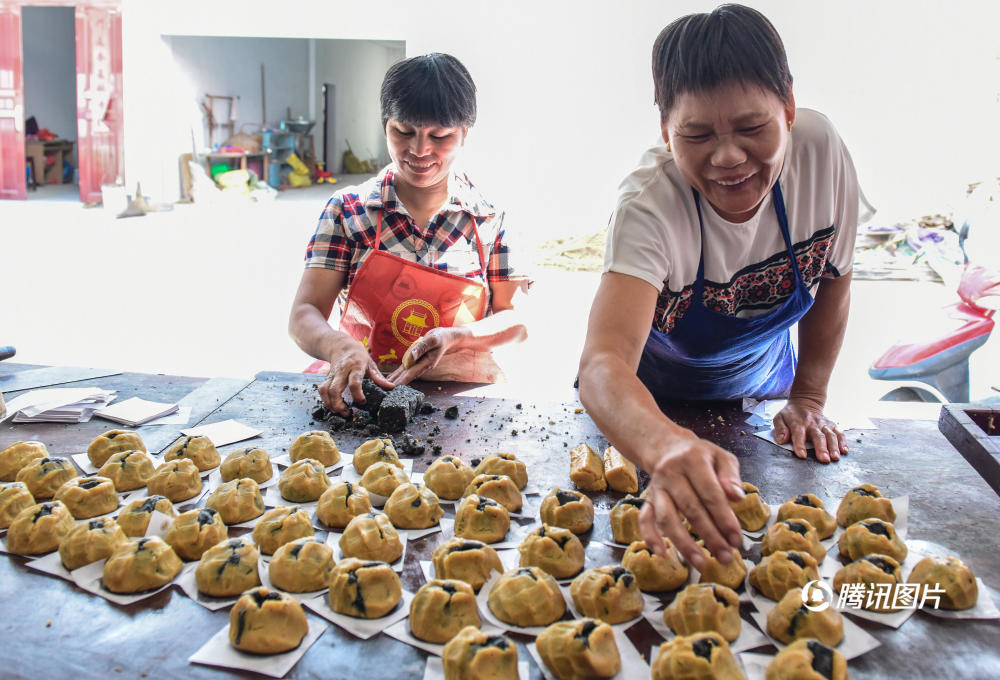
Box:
(2, 387), (117, 423)
(743, 397), (876, 452)
(95, 397), (179, 427)
(181, 419), (261, 447)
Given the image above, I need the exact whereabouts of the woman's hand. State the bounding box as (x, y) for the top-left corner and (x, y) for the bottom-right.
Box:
(638, 435), (745, 569)
(387, 327), (466, 385)
(318, 339), (394, 415)
(773, 397), (847, 462)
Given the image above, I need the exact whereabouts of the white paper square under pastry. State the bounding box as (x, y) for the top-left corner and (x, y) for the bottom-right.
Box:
(141, 509), (175, 539)
(0, 537), (52, 557)
(384, 617), (503, 657)
(302, 589), (414, 640)
(423, 656), (529, 680)
(644, 608), (771, 654)
(181, 419), (262, 447)
(71, 558), (178, 605)
(437, 519), (536, 551)
(528, 626), (649, 679)
(396, 517), (453, 543)
(70, 453), (100, 475)
(734, 651), (772, 680)
(271, 452), (347, 475)
(174, 563), (243, 611)
(188, 617), (327, 678)
(257, 557), (329, 603)
(26, 550), (73, 581)
(326, 530), (407, 572)
(262, 484), (322, 511)
(206, 468), (278, 492)
(747, 607), (880, 660)
(475, 570), (570, 637)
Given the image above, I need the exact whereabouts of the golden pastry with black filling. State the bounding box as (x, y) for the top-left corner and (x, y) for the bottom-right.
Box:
(518, 524), (585, 579)
(664, 583), (741, 641)
(220, 446), (273, 484)
(339, 512), (403, 563)
(609, 495), (644, 545)
(569, 443), (606, 491)
(229, 586), (308, 653)
(762, 519), (826, 562)
(488, 566), (566, 627)
(766, 587), (844, 646)
(537, 618), (621, 680)
(651, 632), (743, 680)
(837, 518), (907, 562)
(116, 495), (175, 537)
(279, 457), (330, 503)
(908, 555), (978, 610)
(53, 475), (118, 519)
(423, 455), (475, 500)
(442, 626), (518, 680)
(289, 430), (341, 466)
(832, 554), (903, 612)
(836, 483), (895, 528)
(454, 494), (510, 543)
(195, 537), (261, 597)
(695, 541), (747, 590)
(252, 506), (314, 555)
(316, 480), (372, 529)
(474, 452), (527, 490)
(16, 457), (77, 500)
(269, 536), (334, 592)
(98, 450), (155, 492)
(146, 459), (202, 503)
(570, 565), (643, 624)
(353, 438), (402, 474)
(750, 550), (819, 601)
(164, 507), (228, 560)
(87, 430), (145, 468)
(59, 516), (128, 570)
(409, 579), (481, 643)
(6, 501), (75, 555)
(539, 487), (594, 534)
(622, 539), (689, 592)
(463, 474), (522, 513)
(730, 482), (770, 531)
(0, 481), (34, 529)
(0, 440), (47, 482)
(433, 536), (503, 592)
(777, 494), (836, 539)
(163, 435), (220, 471)
(328, 557), (402, 618)
(103, 536), (182, 593)
(384, 482), (443, 529)
(765, 638), (848, 680)
(359, 461), (408, 498)
(205, 478), (265, 524)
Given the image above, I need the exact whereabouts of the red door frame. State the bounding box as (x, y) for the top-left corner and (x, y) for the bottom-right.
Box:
(0, 0), (122, 202)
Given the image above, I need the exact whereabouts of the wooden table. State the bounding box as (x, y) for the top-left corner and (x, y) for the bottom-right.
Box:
(1, 365), (999, 679)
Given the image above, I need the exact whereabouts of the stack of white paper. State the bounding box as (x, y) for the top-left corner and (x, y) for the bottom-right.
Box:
(6, 387), (118, 423)
(95, 397), (179, 427)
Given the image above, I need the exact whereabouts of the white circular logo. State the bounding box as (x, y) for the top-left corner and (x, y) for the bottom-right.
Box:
(802, 580), (833, 611)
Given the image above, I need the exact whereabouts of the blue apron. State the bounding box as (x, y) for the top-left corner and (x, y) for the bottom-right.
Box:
(637, 182), (813, 401)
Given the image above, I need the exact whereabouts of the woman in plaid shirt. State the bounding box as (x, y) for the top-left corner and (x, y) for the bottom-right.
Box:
(289, 54), (530, 414)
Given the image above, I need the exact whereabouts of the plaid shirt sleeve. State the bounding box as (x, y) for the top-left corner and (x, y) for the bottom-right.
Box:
(485, 210), (531, 284)
(304, 194), (353, 271)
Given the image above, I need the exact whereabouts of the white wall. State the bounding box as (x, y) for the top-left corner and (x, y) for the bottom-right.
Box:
(123, 0), (1000, 247)
(314, 40), (403, 173)
(164, 35), (309, 149)
(22, 6), (77, 144)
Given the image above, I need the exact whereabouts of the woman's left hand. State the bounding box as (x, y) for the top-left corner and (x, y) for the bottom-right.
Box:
(773, 397), (848, 463)
(387, 327), (465, 385)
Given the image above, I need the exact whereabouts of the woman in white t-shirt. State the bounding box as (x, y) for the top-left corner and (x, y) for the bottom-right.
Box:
(578, 4), (872, 569)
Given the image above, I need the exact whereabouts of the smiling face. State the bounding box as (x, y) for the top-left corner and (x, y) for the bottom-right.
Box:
(662, 82), (795, 223)
(385, 118), (467, 194)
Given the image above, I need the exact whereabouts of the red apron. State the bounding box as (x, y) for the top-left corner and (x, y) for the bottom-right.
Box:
(338, 210), (490, 369)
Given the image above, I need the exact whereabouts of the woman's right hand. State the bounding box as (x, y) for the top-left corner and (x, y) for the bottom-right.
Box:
(638, 435), (745, 569)
(317, 339), (394, 415)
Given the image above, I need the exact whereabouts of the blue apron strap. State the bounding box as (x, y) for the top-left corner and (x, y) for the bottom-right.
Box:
(772, 181), (805, 283)
(691, 190), (707, 298)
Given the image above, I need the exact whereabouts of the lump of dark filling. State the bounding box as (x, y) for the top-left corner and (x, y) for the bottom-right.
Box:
(478, 635), (510, 651)
(555, 490), (581, 506)
(197, 509), (218, 527)
(862, 520), (890, 537)
(516, 567), (538, 581)
(136, 496), (166, 514)
(79, 479), (102, 490)
(610, 566), (633, 587)
(864, 556), (897, 575)
(788, 604), (810, 636)
(700, 584), (731, 607)
(33, 503), (54, 522)
(250, 588), (284, 607)
(475, 497), (497, 512)
(617, 497), (644, 509)
(450, 541), (486, 553)
(784, 521), (809, 535)
(793, 495), (816, 507)
(691, 636), (719, 661)
(439, 582), (457, 595)
(574, 620), (598, 648)
(360, 378), (388, 414)
(395, 433), (425, 457)
(88, 519), (105, 530)
(377, 385), (425, 433)
(807, 640), (835, 679)
(785, 552), (807, 569)
(851, 486), (877, 498)
(444, 406), (459, 420)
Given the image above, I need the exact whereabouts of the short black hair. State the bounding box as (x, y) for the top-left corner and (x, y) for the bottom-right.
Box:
(652, 4), (792, 119)
(380, 53), (477, 130)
